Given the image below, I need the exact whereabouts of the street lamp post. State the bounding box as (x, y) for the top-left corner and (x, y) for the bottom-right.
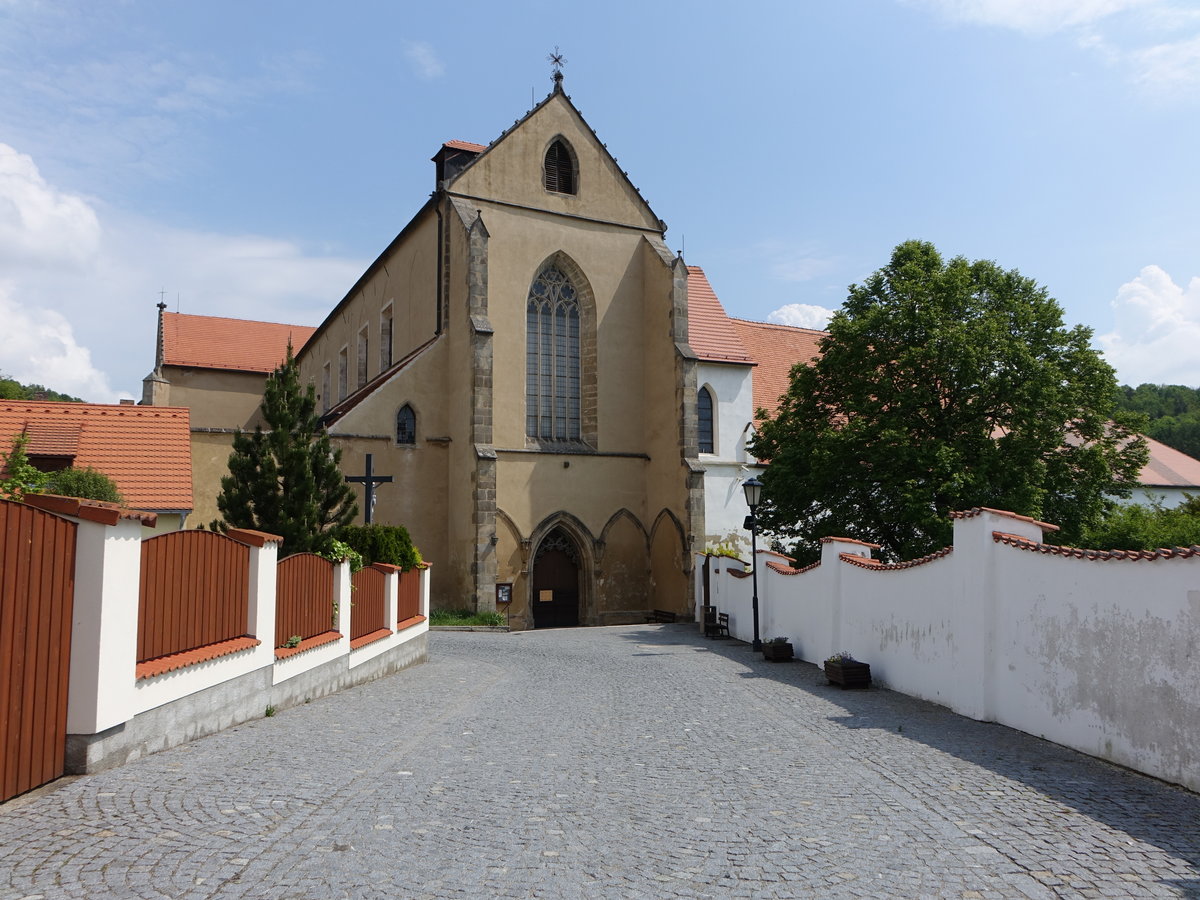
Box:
(742, 477), (763, 652)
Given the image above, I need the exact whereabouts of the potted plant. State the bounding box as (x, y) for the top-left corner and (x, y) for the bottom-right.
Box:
(824, 651), (870, 688)
(762, 636), (794, 662)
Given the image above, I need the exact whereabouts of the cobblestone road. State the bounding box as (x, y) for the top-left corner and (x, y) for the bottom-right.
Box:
(2, 625), (1199, 899)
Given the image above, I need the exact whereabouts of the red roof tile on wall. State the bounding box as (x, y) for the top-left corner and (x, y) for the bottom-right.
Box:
(729, 318), (826, 416)
(686, 267), (754, 364)
(162, 312), (315, 374)
(0, 401), (193, 511)
(443, 139), (486, 152)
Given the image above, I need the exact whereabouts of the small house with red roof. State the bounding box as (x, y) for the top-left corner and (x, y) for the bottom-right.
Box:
(0, 400), (192, 532)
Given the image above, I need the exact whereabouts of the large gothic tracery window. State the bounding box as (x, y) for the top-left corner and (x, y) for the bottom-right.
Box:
(526, 265), (581, 442)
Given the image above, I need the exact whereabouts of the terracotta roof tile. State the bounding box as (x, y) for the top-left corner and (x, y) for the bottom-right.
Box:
(162, 312), (315, 374)
(729, 318), (826, 416)
(993, 531), (1200, 561)
(136, 636), (260, 679)
(686, 267), (754, 364)
(23, 422), (81, 456)
(0, 401), (192, 511)
(443, 140), (486, 152)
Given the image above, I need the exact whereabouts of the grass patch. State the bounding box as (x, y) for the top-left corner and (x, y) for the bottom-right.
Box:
(429, 608), (506, 627)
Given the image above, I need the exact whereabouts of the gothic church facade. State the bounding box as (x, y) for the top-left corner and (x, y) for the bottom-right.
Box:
(290, 80), (702, 627)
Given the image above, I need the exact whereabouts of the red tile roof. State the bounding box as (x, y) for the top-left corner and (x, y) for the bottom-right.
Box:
(162, 312), (315, 374)
(1139, 435), (1200, 489)
(728, 318), (826, 416)
(0, 401), (193, 511)
(686, 267), (754, 364)
(442, 140), (486, 152)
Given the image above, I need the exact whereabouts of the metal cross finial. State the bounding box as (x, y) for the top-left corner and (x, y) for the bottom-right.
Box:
(548, 46), (566, 88)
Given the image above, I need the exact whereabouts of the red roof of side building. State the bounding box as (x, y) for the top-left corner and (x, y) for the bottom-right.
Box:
(686, 267), (754, 364)
(162, 312), (315, 374)
(0, 401), (193, 512)
(1139, 435), (1200, 490)
(729, 318), (826, 416)
(442, 139), (486, 152)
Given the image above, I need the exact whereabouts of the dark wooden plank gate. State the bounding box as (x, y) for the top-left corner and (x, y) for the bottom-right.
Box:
(0, 499), (76, 803)
(531, 529), (580, 629)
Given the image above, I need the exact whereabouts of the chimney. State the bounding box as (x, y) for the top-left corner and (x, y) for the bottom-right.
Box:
(432, 141), (482, 187)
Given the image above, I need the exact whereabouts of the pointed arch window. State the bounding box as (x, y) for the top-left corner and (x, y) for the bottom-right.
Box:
(526, 265), (580, 442)
(543, 139), (577, 194)
(698, 386), (715, 454)
(396, 404), (416, 445)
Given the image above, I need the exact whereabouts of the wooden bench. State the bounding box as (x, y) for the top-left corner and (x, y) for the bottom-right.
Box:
(645, 609), (677, 624)
(704, 609), (730, 639)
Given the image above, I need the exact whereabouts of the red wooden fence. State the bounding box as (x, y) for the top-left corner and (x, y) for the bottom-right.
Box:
(138, 531), (249, 663)
(397, 567), (422, 622)
(1, 499), (76, 803)
(350, 565), (388, 641)
(275, 553), (335, 646)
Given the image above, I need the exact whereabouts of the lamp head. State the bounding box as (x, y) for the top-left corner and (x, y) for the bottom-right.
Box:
(742, 477), (763, 510)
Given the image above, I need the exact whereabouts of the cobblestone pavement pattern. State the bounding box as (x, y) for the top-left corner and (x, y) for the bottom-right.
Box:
(2, 626), (1199, 899)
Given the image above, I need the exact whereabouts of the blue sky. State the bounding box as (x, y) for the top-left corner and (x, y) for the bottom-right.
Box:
(1, 0), (1198, 402)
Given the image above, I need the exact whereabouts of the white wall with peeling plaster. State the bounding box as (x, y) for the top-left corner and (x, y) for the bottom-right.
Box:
(699, 508), (1200, 793)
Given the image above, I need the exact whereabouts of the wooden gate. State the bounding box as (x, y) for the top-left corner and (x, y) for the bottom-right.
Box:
(531, 529), (580, 629)
(0, 499), (76, 803)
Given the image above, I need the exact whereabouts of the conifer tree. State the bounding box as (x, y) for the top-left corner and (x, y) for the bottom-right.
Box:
(214, 346), (357, 552)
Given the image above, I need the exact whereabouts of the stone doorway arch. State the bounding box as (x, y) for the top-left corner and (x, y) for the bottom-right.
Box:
(530, 527), (582, 628)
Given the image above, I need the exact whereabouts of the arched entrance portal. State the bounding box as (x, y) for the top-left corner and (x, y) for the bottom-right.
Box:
(531, 528), (581, 628)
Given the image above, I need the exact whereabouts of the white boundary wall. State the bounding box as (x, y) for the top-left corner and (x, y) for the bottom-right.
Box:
(699, 508), (1200, 792)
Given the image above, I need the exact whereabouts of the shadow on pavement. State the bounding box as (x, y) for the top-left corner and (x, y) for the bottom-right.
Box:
(618, 622), (1200, 898)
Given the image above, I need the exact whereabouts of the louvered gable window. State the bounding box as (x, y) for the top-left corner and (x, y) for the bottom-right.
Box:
(526, 265), (580, 442)
(543, 139), (577, 195)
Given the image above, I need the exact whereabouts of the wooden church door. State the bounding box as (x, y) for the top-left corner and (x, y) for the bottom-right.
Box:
(531, 529), (580, 628)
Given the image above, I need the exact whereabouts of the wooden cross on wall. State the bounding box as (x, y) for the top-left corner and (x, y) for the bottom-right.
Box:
(345, 453), (393, 525)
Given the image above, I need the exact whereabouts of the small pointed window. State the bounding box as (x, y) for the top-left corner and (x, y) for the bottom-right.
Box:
(698, 386), (715, 454)
(396, 404), (416, 445)
(543, 139), (577, 195)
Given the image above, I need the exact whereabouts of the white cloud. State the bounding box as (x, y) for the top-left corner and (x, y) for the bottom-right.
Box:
(757, 240), (838, 283)
(911, 0), (1150, 33)
(0, 284), (116, 400)
(0, 143), (99, 268)
(404, 41), (445, 81)
(910, 0), (1200, 97)
(0, 144), (367, 403)
(1098, 264), (1200, 385)
(1132, 32), (1200, 91)
(767, 303), (835, 331)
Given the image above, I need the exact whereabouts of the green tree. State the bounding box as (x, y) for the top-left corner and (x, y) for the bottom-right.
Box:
(1113, 383), (1200, 459)
(0, 372), (83, 402)
(214, 346), (357, 553)
(45, 467), (124, 504)
(0, 434), (50, 500)
(751, 240), (1148, 561)
(1081, 495), (1200, 550)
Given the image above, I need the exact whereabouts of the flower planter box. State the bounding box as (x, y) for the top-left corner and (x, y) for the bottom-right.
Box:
(824, 659), (871, 688)
(762, 641), (793, 662)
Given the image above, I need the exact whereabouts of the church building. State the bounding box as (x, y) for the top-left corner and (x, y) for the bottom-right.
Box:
(215, 73), (704, 628)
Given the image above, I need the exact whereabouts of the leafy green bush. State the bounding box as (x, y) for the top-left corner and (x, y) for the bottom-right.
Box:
(1080, 495), (1200, 550)
(332, 523), (423, 571)
(45, 467), (124, 504)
